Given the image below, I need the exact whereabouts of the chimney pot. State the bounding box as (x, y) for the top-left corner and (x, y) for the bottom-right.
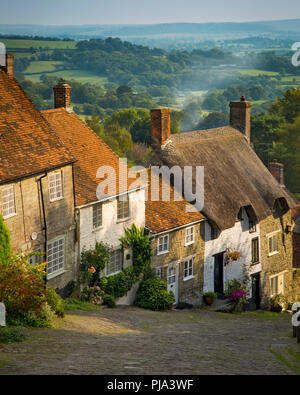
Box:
(53, 80), (72, 109)
(150, 108), (171, 146)
(229, 97), (252, 144)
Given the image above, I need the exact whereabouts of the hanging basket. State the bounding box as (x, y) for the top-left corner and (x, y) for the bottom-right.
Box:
(225, 250), (242, 265)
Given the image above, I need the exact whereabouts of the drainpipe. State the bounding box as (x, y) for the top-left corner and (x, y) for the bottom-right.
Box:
(37, 173), (48, 288)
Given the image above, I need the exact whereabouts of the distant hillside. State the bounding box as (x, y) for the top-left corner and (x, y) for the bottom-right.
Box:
(1, 19), (300, 40)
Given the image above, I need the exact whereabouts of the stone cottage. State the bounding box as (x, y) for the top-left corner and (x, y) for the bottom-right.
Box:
(42, 81), (146, 283)
(145, 168), (205, 305)
(148, 99), (297, 308)
(0, 55), (76, 290)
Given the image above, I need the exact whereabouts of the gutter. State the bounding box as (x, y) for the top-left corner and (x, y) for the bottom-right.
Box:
(147, 218), (206, 239)
(0, 161), (75, 187)
(75, 185), (147, 210)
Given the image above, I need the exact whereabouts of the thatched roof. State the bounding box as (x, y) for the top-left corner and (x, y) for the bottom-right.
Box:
(149, 126), (296, 232)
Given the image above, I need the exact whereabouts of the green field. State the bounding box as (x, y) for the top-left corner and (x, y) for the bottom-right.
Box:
(236, 69), (280, 76)
(1, 39), (76, 50)
(24, 60), (66, 74)
(24, 67), (108, 86)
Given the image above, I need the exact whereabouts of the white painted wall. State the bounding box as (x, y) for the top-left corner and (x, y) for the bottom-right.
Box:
(78, 189), (145, 252)
(203, 208), (261, 298)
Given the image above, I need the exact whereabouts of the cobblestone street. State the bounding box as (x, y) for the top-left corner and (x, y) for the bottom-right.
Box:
(0, 307), (299, 375)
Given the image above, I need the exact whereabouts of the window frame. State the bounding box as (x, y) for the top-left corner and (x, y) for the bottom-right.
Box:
(157, 234), (169, 255)
(185, 226), (195, 246)
(48, 171), (63, 202)
(117, 195), (130, 221)
(92, 203), (103, 230)
(47, 236), (65, 279)
(251, 237), (260, 265)
(106, 249), (123, 276)
(1, 185), (16, 219)
(183, 257), (194, 281)
(267, 231), (280, 256)
(156, 267), (162, 280)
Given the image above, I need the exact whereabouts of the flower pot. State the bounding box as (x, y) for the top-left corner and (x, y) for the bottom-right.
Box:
(204, 296), (214, 306)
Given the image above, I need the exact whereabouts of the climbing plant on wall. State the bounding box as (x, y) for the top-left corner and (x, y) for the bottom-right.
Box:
(99, 224), (152, 299)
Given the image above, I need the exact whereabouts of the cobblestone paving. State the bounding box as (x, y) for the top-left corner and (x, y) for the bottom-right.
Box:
(0, 307), (299, 375)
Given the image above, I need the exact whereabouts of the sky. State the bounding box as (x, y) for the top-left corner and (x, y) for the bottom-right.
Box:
(0, 0), (300, 25)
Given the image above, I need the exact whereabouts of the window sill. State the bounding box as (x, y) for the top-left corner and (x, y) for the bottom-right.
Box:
(116, 217), (131, 224)
(268, 251), (279, 257)
(251, 261), (260, 266)
(92, 226), (103, 233)
(157, 250), (169, 256)
(50, 197), (64, 203)
(47, 269), (66, 281)
(185, 241), (195, 247)
(106, 270), (122, 277)
(3, 212), (17, 220)
(183, 275), (195, 282)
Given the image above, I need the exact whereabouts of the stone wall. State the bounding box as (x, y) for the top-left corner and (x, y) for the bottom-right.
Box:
(0, 164), (76, 290)
(259, 207), (296, 306)
(150, 222), (205, 306)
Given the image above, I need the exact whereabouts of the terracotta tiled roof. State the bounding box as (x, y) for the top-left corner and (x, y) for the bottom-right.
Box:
(145, 168), (205, 234)
(0, 71), (75, 183)
(42, 108), (142, 206)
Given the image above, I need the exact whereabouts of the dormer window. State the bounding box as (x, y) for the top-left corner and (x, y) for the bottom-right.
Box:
(237, 208), (244, 221)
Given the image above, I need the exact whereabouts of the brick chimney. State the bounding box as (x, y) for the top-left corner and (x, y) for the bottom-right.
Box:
(150, 108), (171, 146)
(0, 53), (14, 78)
(269, 159), (284, 186)
(229, 96), (252, 143)
(53, 78), (72, 109)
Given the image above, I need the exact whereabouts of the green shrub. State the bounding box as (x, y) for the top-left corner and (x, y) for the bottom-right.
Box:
(0, 214), (12, 265)
(102, 266), (140, 299)
(0, 326), (28, 344)
(270, 294), (287, 312)
(45, 288), (65, 317)
(80, 242), (110, 285)
(103, 294), (116, 308)
(0, 255), (47, 319)
(136, 278), (175, 311)
(203, 292), (218, 300)
(80, 285), (104, 305)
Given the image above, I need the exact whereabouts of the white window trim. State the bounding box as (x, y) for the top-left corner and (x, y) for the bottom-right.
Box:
(106, 248), (123, 277)
(46, 236), (65, 279)
(269, 271), (287, 297)
(157, 234), (169, 256)
(2, 185), (17, 219)
(49, 171), (64, 203)
(47, 268), (66, 281)
(183, 255), (195, 281)
(92, 203), (103, 231)
(117, 196), (131, 222)
(185, 226), (195, 246)
(267, 230), (280, 257)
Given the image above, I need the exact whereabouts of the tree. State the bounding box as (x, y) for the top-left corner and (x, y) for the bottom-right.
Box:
(0, 214), (12, 265)
(269, 88), (300, 123)
(197, 112), (229, 130)
(269, 115), (300, 193)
